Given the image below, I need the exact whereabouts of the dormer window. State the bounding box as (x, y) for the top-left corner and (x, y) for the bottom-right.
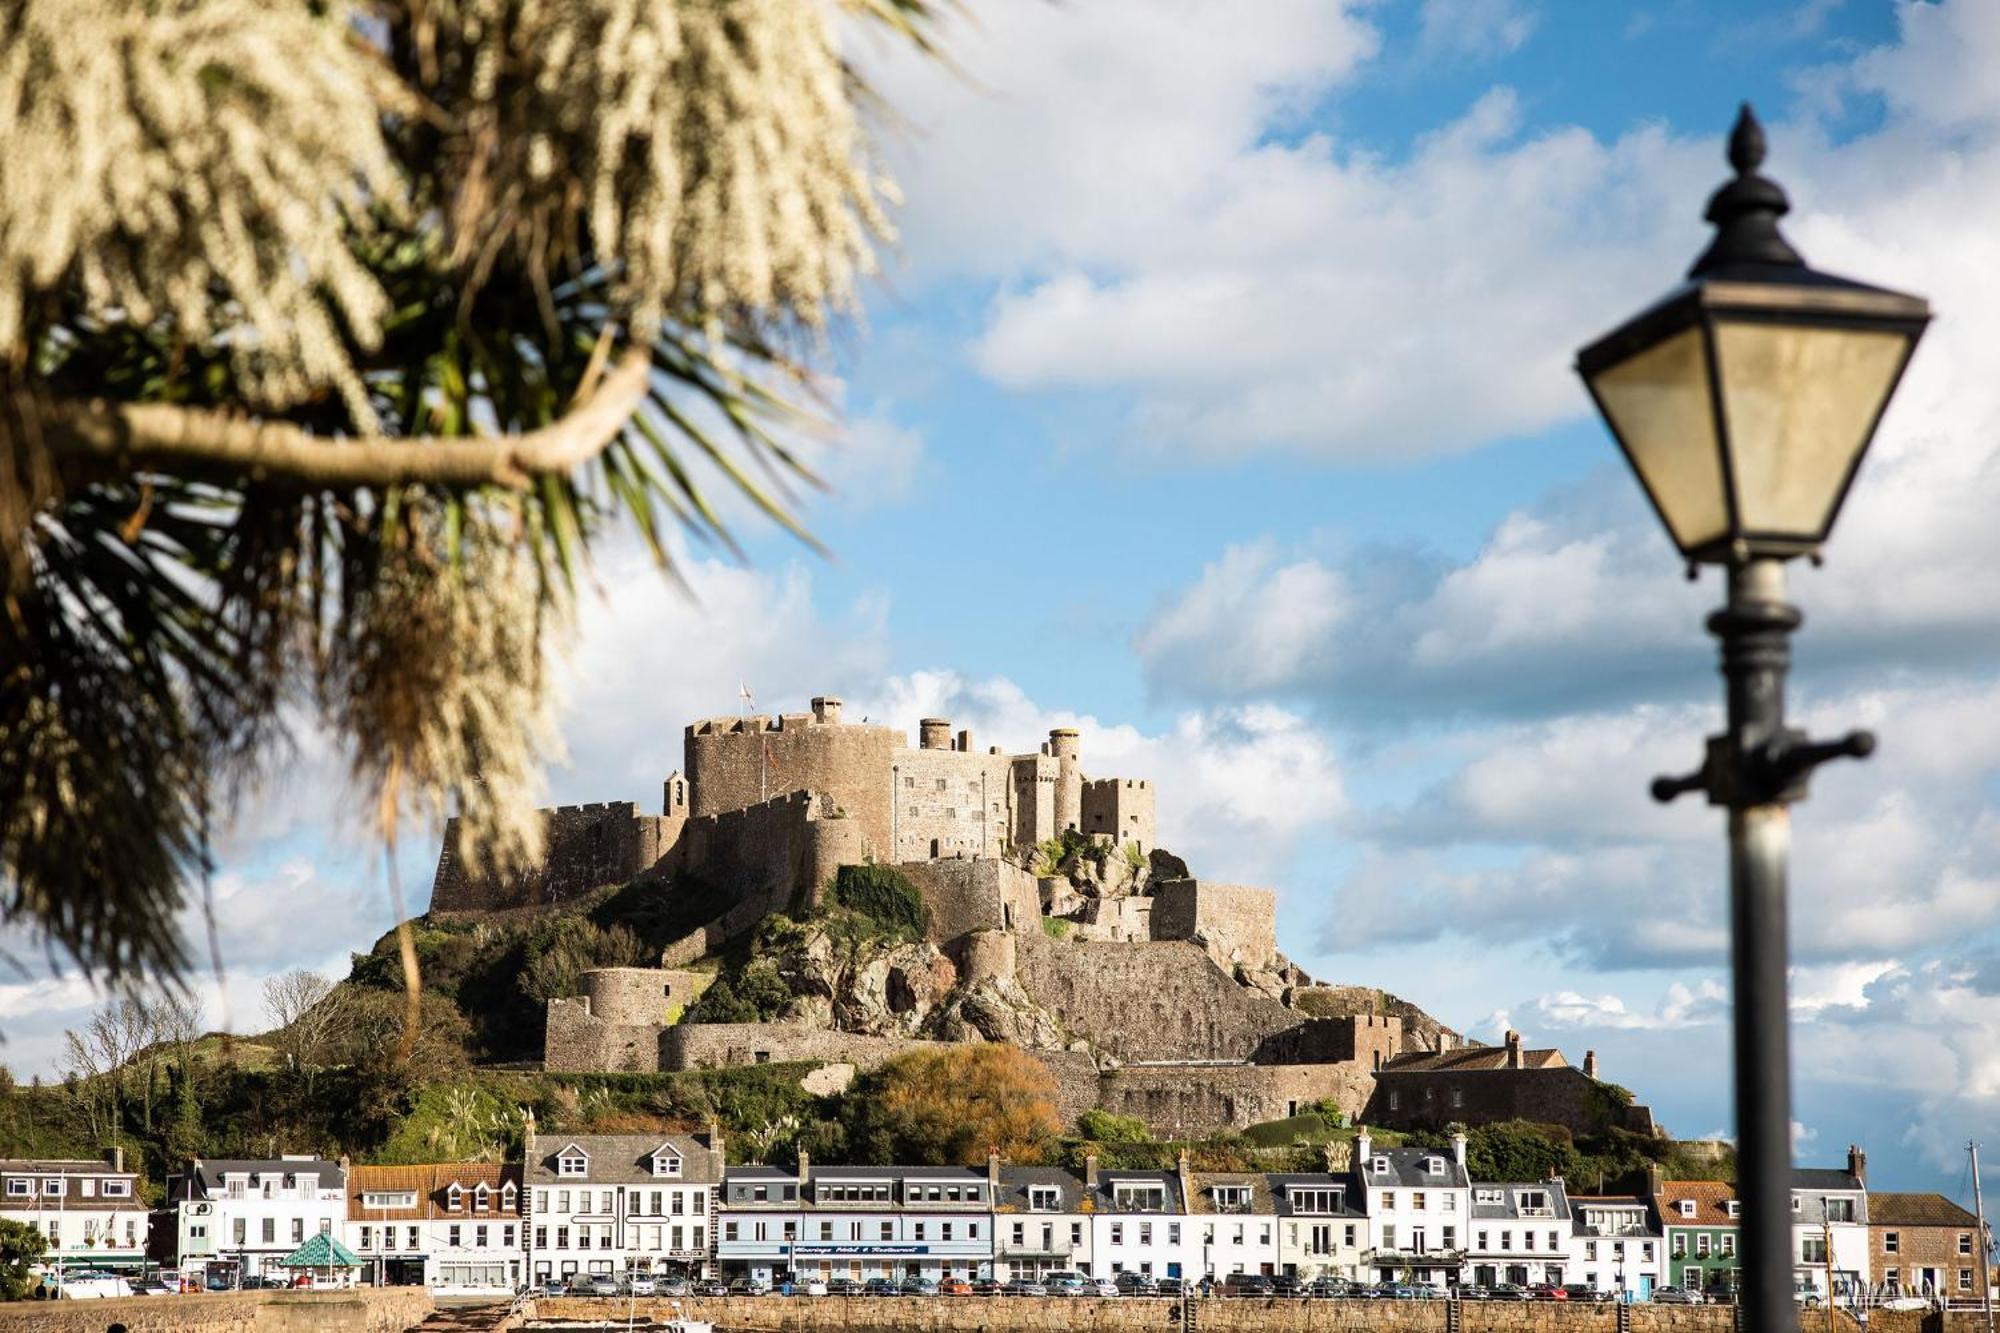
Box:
(1475, 1189), (1503, 1205)
(1426, 1157), (1446, 1175)
(1371, 1157), (1390, 1173)
(1677, 1200), (1695, 1218)
(1028, 1186), (1061, 1212)
(447, 1183), (464, 1211)
(557, 1149), (589, 1178)
(502, 1182), (518, 1207)
(473, 1183), (491, 1211)
(1726, 1201), (1740, 1218)
(1212, 1185), (1252, 1213)
(651, 1150), (683, 1178)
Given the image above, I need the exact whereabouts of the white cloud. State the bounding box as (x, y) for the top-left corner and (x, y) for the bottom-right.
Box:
(1132, 542), (1348, 696)
(1418, 0), (1540, 62)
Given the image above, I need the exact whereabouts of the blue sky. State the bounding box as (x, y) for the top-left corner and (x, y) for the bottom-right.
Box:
(10, 0), (2000, 1206)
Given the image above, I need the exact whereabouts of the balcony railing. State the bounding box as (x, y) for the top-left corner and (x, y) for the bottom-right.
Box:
(997, 1242), (1074, 1259)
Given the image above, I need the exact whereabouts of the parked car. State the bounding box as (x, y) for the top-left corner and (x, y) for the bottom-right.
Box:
(623, 1273), (657, 1296)
(1003, 1278), (1047, 1297)
(938, 1277), (973, 1296)
(40, 1270), (130, 1300)
(1527, 1284), (1568, 1301)
(1794, 1284), (1824, 1308)
(129, 1276), (177, 1297)
(901, 1277), (940, 1297)
(969, 1278), (1004, 1296)
(1412, 1283), (1450, 1300)
(1458, 1285), (1492, 1301)
(1090, 1278), (1120, 1298)
(583, 1274), (621, 1297)
(1269, 1274), (1306, 1298)
(1155, 1276), (1188, 1297)
(657, 1278), (691, 1296)
(726, 1276), (770, 1297)
(1225, 1274), (1277, 1298)
(1563, 1284), (1608, 1303)
(1304, 1277), (1349, 1299)
(695, 1279), (729, 1297)
(825, 1277), (864, 1297)
(1654, 1287), (1704, 1305)
(1047, 1273), (1090, 1297)
(862, 1277), (901, 1297)
(1486, 1283), (1527, 1301)
(1115, 1271), (1158, 1295)
(1386, 1283), (1427, 1300)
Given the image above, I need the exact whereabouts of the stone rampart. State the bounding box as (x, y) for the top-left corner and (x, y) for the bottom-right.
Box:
(899, 857), (1042, 942)
(662, 1023), (951, 1072)
(1366, 1065), (1659, 1137)
(1013, 934), (1300, 1062)
(1099, 1059), (1378, 1133)
(1082, 777), (1156, 854)
(545, 966), (716, 1072)
(1150, 878), (1279, 970)
(429, 801), (676, 914)
(534, 1296), (1860, 1333)
(1253, 1014), (1403, 1067)
(0, 1288), (434, 1333)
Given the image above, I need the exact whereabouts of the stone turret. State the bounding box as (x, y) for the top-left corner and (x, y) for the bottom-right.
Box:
(811, 696), (842, 725)
(1049, 728), (1082, 834)
(920, 718), (953, 751)
(1505, 1029), (1523, 1068)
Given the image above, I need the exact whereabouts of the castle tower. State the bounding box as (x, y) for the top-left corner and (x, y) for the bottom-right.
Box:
(1049, 727), (1082, 835)
(919, 718), (953, 751)
(663, 770), (689, 816)
(811, 696), (843, 725)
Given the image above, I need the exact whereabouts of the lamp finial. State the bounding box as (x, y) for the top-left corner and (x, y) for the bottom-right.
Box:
(1690, 102), (1800, 277)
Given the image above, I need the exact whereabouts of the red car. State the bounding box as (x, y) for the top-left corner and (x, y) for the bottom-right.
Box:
(938, 1278), (974, 1296)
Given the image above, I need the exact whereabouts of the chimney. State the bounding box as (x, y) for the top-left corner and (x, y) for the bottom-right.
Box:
(1176, 1149), (1193, 1213)
(798, 1147), (811, 1187)
(1437, 1032), (1455, 1053)
(1505, 1029), (1523, 1069)
(1085, 1153), (1099, 1191)
(958, 729), (974, 754)
(1355, 1129), (1372, 1169)
(988, 1148), (1001, 1194)
(1452, 1130), (1468, 1170)
(105, 1146), (125, 1174)
(919, 718), (952, 750)
(706, 1117), (724, 1166)
(1847, 1145), (1867, 1186)
(1646, 1164), (1664, 1198)
(1583, 1050), (1599, 1080)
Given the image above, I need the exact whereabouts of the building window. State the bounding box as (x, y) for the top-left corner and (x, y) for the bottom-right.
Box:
(262, 1218), (276, 1244)
(102, 1180), (130, 1198)
(1962, 1271), (1975, 1292)
(1678, 1200), (1695, 1218)
(558, 1155), (587, 1178)
(1885, 1232), (1899, 1254)
(1720, 1235), (1734, 1257)
(1962, 1234), (1976, 1256)
(1725, 1201), (1740, 1218)
(450, 1226), (462, 1247)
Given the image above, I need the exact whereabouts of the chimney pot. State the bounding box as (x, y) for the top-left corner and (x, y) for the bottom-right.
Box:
(1085, 1153), (1099, 1190)
(1583, 1050), (1599, 1080)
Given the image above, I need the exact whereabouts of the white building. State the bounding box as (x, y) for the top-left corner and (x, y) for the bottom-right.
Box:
(523, 1122), (722, 1284)
(169, 1156), (347, 1280)
(1088, 1166), (1192, 1281)
(993, 1163), (1092, 1281)
(1269, 1171), (1368, 1281)
(1188, 1171), (1279, 1281)
(345, 1164), (522, 1292)
(717, 1157), (994, 1283)
(1568, 1193), (1667, 1300)
(0, 1150), (148, 1276)
(1356, 1130), (1470, 1286)
(1793, 1152), (1871, 1300)
(1466, 1179), (1573, 1289)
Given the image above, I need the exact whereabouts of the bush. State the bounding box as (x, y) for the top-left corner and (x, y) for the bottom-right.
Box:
(1077, 1109), (1151, 1144)
(828, 864), (930, 942)
(684, 960), (793, 1024)
(844, 1046), (1061, 1165)
(1041, 916), (1071, 940)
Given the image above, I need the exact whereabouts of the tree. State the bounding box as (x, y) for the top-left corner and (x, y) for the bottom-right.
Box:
(1076, 1109), (1152, 1144)
(262, 969), (350, 1094)
(0, 0), (943, 1005)
(847, 1045), (1062, 1166)
(0, 1216), (47, 1300)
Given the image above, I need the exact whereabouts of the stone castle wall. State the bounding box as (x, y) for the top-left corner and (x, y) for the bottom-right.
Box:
(430, 802), (678, 915)
(661, 1023), (954, 1073)
(1149, 879), (1279, 971)
(1098, 1060), (1380, 1134)
(1252, 1014), (1403, 1068)
(898, 858), (1042, 942)
(685, 711), (902, 854)
(0, 1288), (437, 1333)
(1366, 1065), (1659, 1136)
(1012, 935), (1303, 1062)
(890, 746), (1016, 862)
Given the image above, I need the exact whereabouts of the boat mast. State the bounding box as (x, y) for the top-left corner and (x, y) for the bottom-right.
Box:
(1973, 1141), (1994, 1333)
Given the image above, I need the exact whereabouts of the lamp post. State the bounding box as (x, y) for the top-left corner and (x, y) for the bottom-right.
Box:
(1574, 105), (1929, 1333)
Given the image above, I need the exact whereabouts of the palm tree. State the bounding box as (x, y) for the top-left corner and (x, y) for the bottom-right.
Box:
(0, 0), (940, 1005)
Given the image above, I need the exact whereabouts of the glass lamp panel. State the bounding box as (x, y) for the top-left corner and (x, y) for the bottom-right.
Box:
(1587, 326), (1729, 553)
(1713, 321), (1910, 541)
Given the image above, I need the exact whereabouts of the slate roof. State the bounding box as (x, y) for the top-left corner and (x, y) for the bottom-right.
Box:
(1265, 1173), (1366, 1219)
(1792, 1167), (1865, 1193)
(524, 1134), (722, 1186)
(1569, 1194), (1662, 1238)
(1359, 1146), (1470, 1189)
(1470, 1180), (1572, 1221)
(1654, 1180), (1738, 1228)
(188, 1158), (344, 1195)
(0, 1160), (148, 1213)
(1381, 1047), (1566, 1073)
(995, 1166), (1088, 1213)
(346, 1164), (521, 1221)
(1188, 1172), (1272, 1216)
(1093, 1170), (1184, 1214)
(1867, 1193), (1979, 1228)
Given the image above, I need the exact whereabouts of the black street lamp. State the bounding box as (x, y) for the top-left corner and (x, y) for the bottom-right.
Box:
(1574, 105), (1929, 1333)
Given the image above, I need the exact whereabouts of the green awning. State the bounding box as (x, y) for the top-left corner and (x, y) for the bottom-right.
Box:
(278, 1233), (362, 1269)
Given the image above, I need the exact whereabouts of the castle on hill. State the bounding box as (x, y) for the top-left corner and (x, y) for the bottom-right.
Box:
(427, 694), (1657, 1141)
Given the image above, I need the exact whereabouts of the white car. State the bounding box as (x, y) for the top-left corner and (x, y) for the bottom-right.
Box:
(625, 1273), (658, 1295)
(1092, 1278), (1120, 1297)
(43, 1270), (131, 1300)
(802, 1278), (830, 1296)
